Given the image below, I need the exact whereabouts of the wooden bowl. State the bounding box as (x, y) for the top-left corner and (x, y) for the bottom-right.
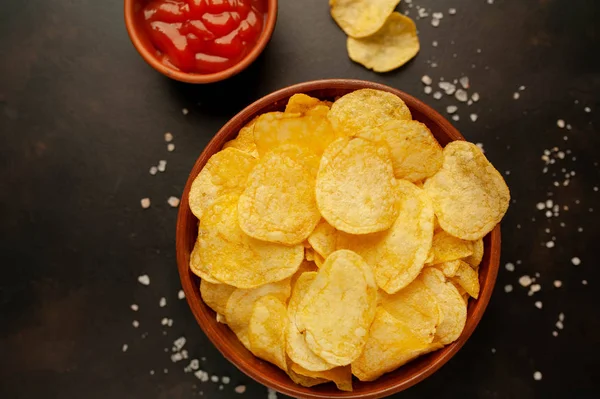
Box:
(176, 79), (501, 399)
(124, 0), (278, 84)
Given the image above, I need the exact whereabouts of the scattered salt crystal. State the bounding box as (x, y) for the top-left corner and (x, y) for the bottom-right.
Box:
(150, 370), (155, 375)
(122, 344), (128, 352)
(446, 105), (458, 114)
(195, 370), (209, 381)
(519, 85), (526, 91)
(141, 198), (151, 209)
(557, 119), (565, 128)
(513, 92), (520, 100)
(504, 284), (513, 293)
(158, 160), (167, 172)
(439, 82), (456, 95)
(168, 196), (180, 208)
(530, 284), (541, 293)
(432, 12), (443, 19)
(211, 375), (219, 383)
(487, 0), (494, 4)
(164, 132), (173, 142)
(433, 91), (443, 100)
(571, 257), (581, 266)
(164, 368), (169, 374)
(470, 113), (478, 122)
(421, 75), (433, 85)
(584, 106), (591, 113)
(268, 388), (278, 399)
(505, 262), (515, 272)
(167, 143), (175, 152)
(167, 319), (173, 327)
(459, 76), (469, 89)
(159, 297), (167, 307)
(546, 199), (553, 208)
(171, 352), (183, 363)
(149, 166), (158, 175)
(582, 280), (588, 285)
(178, 290), (185, 299)
(189, 359), (200, 370)
(553, 280), (562, 288)
(545, 210), (552, 218)
(432, 40), (438, 47)
(448, 8), (456, 15)
(559, 312), (564, 321)
(424, 86), (433, 94)
(471, 92), (480, 102)
(161, 318), (169, 326)
(552, 331), (558, 337)
(182, 108), (189, 115)
(173, 337), (186, 351)
(235, 385), (246, 394)
(534, 301), (542, 309)
(131, 304), (139, 311)
(452, 115), (460, 121)
(455, 89), (468, 102)
(132, 320), (140, 328)
(556, 320), (564, 330)
(533, 371), (542, 381)
(518, 276), (532, 287)
(546, 241), (555, 248)
(536, 202), (545, 210)
(491, 348), (496, 354)
(138, 274), (150, 285)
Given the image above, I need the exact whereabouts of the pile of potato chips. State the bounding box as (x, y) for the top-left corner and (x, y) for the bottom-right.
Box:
(189, 89), (510, 390)
(330, 0), (420, 72)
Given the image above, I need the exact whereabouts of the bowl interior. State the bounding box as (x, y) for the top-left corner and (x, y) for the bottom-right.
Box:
(176, 79), (501, 399)
(124, 0), (277, 83)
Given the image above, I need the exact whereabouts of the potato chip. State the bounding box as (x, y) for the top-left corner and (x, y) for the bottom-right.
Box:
(427, 230), (474, 265)
(198, 195), (303, 288)
(248, 295), (288, 370)
(225, 279), (291, 349)
(253, 111), (337, 157)
(434, 260), (462, 278)
(286, 272), (336, 372)
(418, 268), (467, 345)
(330, 0), (401, 38)
(337, 180), (434, 294)
(290, 363), (353, 392)
(327, 89), (411, 137)
(189, 234), (221, 284)
(424, 141), (510, 240)
(188, 147), (257, 220)
(285, 94), (327, 114)
(316, 137), (398, 234)
(450, 260), (480, 299)
(296, 250), (377, 366)
(305, 248), (315, 262)
(351, 308), (441, 381)
(238, 146), (321, 245)
(286, 366), (329, 387)
(222, 117), (259, 158)
(357, 120), (443, 182)
(464, 238), (484, 270)
(200, 280), (236, 317)
(347, 12), (420, 73)
(380, 278), (440, 341)
(314, 252), (325, 268)
(307, 220), (337, 259)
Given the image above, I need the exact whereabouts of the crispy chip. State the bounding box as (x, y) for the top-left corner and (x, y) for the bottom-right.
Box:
(418, 268), (467, 345)
(380, 278), (441, 341)
(464, 238), (484, 270)
(424, 141), (510, 240)
(285, 94), (327, 114)
(351, 307), (441, 381)
(337, 180), (434, 294)
(330, 0), (401, 38)
(222, 117), (259, 157)
(238, 146), (321, 245)
(188, 147), (257, 220)
(253, 112), (337, 157)
(357, 120), (443, 181)
(450, 261), (480, 299)
(290, 363), (353, 392)
(225, 279), (291, 349)
(200, 280), (236, 317)
(198, 195), (303, 288)
(327, 89), (411, 137)
(305, 248), (315, 262)
(286, 366), (329, 387)
(435, 260), (462, 278)
(347, 12), (420, 73)
(189, 234), (221, 283)
(427, 231), (474, 265)
(248, 295), (288, 370)
(316, 137), (398, 234)
(307, 220), (338, 259)
(296, 250), (377, 366)
(287, 272), (336, 371)
(314, 252), (325, 268)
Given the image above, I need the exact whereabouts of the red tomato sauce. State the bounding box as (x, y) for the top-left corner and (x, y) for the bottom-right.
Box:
(140, 0), (265, 74)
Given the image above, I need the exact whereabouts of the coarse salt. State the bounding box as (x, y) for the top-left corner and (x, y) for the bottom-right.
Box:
(553, 280), (562, 288)
(164, 132), (173, 142)
(235, 385), (246, 394)
(149, 166), (158, 175)
(421, 75), (433, 85)
(130, 304), (139, 311)
(448, 8), (456, 15)
(513, 92), (520, 100)
(138, 274), (150, 285)
(504, 284), (513, 293)
(195, 370), (209, 381)
(519, 275), (532, 287)
(158, 160), (167, 172)
(534, 301), (542, 309)
(452, 114), (460, 121)
(557, 119), (565, 128)
(505, 262), (515, 272)
(168, 196), (180, 208)
(446, 105), (458, 114)
(178, 290), (185, 299)
(470, 113), (478, 122)
(424, 86), (433, 94)
(433, 91), (443, 100)
(182, 108), (189, 115)
(211, 375), (219, 383)
(533, 371), (542, 381)
(167, 143), (175, 152)
(571, 257), (581, 266)
(546, 241), (554, 248)
(132, 320), (139, 328)
(471, 92), (480, 102)
(141, 198), (151, 209)
(159, 297), (167, 307)
(122, 344), (128, 352)
(455, 89), (468, 102)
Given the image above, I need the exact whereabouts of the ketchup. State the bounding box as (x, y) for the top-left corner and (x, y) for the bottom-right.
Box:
(141, 0), (265, 74)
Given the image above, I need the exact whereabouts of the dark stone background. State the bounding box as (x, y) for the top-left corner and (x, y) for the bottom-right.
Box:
(1, 0), (599, 398)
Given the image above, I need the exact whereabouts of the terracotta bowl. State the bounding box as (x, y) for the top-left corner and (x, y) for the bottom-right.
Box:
(124, 0), (278, 84)
(176, 79), (501, 399)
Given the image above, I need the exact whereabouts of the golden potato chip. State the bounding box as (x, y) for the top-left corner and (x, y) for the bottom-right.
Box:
(450, 261), (480, 299)
(225, 279), (291, 349)
(427, 231), (474, 266)
(253, 111), (337, 157)
(314, 252), (325, 268)
(200, 280), (236, 317)
(327, 89), (411, 137)
(238, 145), (321, 245)
(464, 238), (484, 269)
(435, 260), (462, 278)
(316, 137), (398, 234)
(347, 12), (420, 73)
(418, 268), (467, 345)
(285, 94), (325, 114)
(286, 272), (336, 372)
(188, 147), (257, 220)
(351, 308), (441, 381)
(189, 234), (221, 284)
(305, 247), (315, 262)
(307, 220), (337, 259)
(248, 295), (288, 370)
(337, 180), (434, 294)
(286, 366), (329, 387)
(290, 363), (353, 392)
(330, 0), (401, 38)
(198, 195), (303, 288)
(296, 250), (377, 366)
(380, 278), (440, 341)
(424, 141), (510, 240)
(357, 120), (443, 182)
(222, 117), (259, 157)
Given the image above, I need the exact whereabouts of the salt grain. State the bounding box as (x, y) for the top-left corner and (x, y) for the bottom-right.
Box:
(138, 274), (150, 285)
(431, 18), (440, 27)
(455, 89), (468, 102)
(534, 301), (542, 309)
(552, 331), (558, 337)
(421, 75), (433, 85)
(432, 40), (438, 47)
(446, 105), (458, 114)
(149, 166), (158, 175)
(159, 297), (167, 307)
(533, 371), (542, 381)
(167, 143), (175, 152)
(491, 348), (496, 354)
(158, 160), (167, 172)
(268, 388), (278, 399)
(141, 198), (151, 209)
(452, 115), (460, 121)
(439, 82), (456, 95)
(513, 92), (520, 100)
(132, 320), (140, 328)
(433, 91), (443, 100)
(189, 359), (200, 370)
(557, 119), (565, 128)
(546, 241), (555, 248)
(559, 312), (564, 321)
(178, 290), (185, 299)
(518, 275), (532, 287)
(182, 108), (189, 115)
(424, 86), (433, 94)
(584, 106), (591, 113)
(122, 344), (128, 352)
(130, 304), (139, 311)
(553, 280), (562, 288)
(222, 376), (231, 384)
(449, 8), (456, 15)
(459, 76), (469, 89)
(556, 320), (564, 330)
(164, 132), (173, 142)
(173, 337), (186, 351)
(505, 262), (515, 272)
(571, 257), (581, 265)
(504, 284), (513, 293)
(211, 375), (219, 383)
(471, 92), (480, 102)
(235, 385), (246, 394)
(168, 196), (180, 208)
(161, 318), (169, 326)
(470, 113), (478, 122)
(530, 284), (541, 293)
(195, 370), (209, 381)
(582, 280), (588, 285)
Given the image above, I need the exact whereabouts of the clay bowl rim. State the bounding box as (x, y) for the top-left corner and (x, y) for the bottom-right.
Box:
(123, 0), (278, 84)
(175, 79), (501, 399)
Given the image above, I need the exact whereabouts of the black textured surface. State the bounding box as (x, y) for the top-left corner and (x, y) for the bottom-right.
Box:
(1, 0), (599, 398)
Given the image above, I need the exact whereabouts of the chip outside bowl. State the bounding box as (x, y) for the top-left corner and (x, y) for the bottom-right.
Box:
(175, 79), (501, 399)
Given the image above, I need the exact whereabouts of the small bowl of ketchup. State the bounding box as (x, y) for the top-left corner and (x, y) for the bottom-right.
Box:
(125, 0), (277, 83)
